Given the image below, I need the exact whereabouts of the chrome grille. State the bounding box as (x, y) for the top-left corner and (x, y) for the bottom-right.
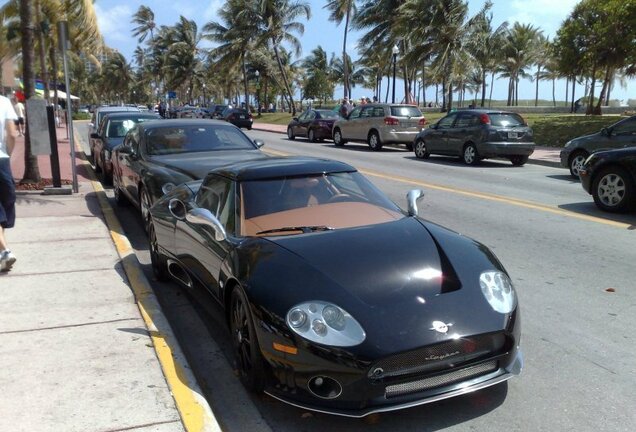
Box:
(385, 361), (498, 398)
(369, 334), (505, 379)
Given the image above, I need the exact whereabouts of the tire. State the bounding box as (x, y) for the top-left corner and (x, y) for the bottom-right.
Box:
(333, 128), (345, 147)
(287, 126), (295, 140)
(230, 287), (265, 392)
(113, 173), (129, 207)
(569, 151), (589, 177)
(510, 155), (529, 166)
(463, 143), (479, 165)
(308, 128), (316, 142)
(592, 166), (635, 213)
(368, 131), (383, 151)
(405, 142), (413, 151)
(414, 139), (430, 159)
(149, 222), (169, 281)
(139, 186), (152, 233)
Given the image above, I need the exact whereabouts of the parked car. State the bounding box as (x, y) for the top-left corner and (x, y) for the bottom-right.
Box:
(332, 104), (426, 151)
(148, 155), (522, 417)
(560, 115), (636, 177)
(90, 112), (160, 184)
(111, 119), (266, 228)
(413, 110), (535, 166)
(221, 107), (253, 130)
(579, 147), (636, 212)
(287, 109), (341, 142)
(177, 106), (210, 119)
(88, 106), (140, 161)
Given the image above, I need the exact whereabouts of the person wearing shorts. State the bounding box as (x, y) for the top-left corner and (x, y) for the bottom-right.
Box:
(0, 94), (18, 272)
(13, 97), (25, 136)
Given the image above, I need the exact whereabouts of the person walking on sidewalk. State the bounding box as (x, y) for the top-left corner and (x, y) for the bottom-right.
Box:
(0, 94), (18, 272)
(12, 96), (25, 136)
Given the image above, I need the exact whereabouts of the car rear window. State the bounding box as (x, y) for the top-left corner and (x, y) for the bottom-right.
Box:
(316, 110), (340, 119)
(390, 106), (423, 117)
(489, 113), (525, 127)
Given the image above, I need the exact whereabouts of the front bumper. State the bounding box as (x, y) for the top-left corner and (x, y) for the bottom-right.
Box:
(478, 142), (535, 158)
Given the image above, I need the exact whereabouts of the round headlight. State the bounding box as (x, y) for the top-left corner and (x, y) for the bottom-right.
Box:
(479, 271), (516, 313)
(286, 301), (366, 347)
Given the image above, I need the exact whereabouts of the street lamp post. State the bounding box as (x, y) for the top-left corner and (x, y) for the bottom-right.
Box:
(255, 70), (261, 116)
(391, 44), (399, 104)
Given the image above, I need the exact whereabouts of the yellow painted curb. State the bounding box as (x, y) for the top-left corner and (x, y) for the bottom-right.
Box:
(73, 134), (221, 432)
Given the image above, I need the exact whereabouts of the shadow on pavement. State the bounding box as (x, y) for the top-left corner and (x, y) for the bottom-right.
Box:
(403, 155), (514, 168)
(318, 143), (407, 153)
(546, 174), (579, 182)
(558, 202), (636, 229)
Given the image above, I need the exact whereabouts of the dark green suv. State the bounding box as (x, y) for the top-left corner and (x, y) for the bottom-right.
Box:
(414, 109), (535, 166)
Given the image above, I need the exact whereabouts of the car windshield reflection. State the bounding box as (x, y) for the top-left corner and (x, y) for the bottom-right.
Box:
(146, 125), (256, 155)
(240, 172), (404, 236)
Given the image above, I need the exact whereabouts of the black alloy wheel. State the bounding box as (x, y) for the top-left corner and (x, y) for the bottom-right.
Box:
(592, 166), (635, 213)
(308, 128), (316, 142)
(287, 126), (296, 140)
(463, 143), (479, 165)
(414, 139), (430, 159)
(569, 151), (589, 177)
(368, 131), (383, 151)
(510, 155), (529, 166)
(230, 288), (265, 392)
(149, 222), (169, 281)
(333, 129), (345, 147)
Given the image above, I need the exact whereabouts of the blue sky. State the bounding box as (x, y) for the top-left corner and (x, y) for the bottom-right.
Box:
(93, 0), (632, 104)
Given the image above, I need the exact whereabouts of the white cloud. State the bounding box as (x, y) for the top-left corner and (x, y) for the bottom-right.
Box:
(94, 4), (134, 44)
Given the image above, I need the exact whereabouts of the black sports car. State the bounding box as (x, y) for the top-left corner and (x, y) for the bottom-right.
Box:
(111, 119), (266, 227)
(148, 156), (522, 417)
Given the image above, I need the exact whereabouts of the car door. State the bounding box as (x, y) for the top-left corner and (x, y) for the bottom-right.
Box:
(358, 106), (375, 140)
(426, 113), (457, 154)
(292, 111), (308, 136)
(608, 118), (636, 149)
(175, 175), (234, 298)
(447, 113), (477, 155)
(119, 128), (143, 205)
(299, 110), (316, 137)
(344, 106), (363, 140)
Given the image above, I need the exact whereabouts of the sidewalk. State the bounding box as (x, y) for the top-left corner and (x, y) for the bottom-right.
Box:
(1, 125), (218, 431)
(252, 121), (562, 168)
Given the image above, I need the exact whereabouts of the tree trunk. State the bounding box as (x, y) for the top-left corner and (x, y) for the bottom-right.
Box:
(242, 55), (249, 110)
(594, 66), (611, 115)
(384, 74), (390, 103)
(421, 66), (426, 106)
(19, 0), (41, 183)
(488, 72), (495, 108)
(552, 78), (556, 107)
(441, 77), (446, 112)
(480, 69), (487, 107)
(535, 65), (540, 107)
(35, 0), (50, 103)
(506, 77), (512, 106)
(565, 77), (569, 107)
(570, 75), (576, 113)
(515, 76), (519, 106)
(272, 43), (296, 115)
(342, 3), (351, 99)
(586, 64), (597, 115)
(447, 80), (453, 113)
(435, 83), (439, 107)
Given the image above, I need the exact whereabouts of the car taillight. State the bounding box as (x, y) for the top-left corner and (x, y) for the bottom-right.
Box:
(479, 114), (491, 125)
(418, 118), (427, 126)
(384, 116), (400, 126)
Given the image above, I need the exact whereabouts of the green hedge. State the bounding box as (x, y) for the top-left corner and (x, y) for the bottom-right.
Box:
(72, 112), (91, 120)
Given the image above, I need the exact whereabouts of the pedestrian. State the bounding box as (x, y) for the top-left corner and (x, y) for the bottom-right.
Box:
(12, 97), (25, 136)
(339, 98), (349, 117)
(0, 94), (18, 272)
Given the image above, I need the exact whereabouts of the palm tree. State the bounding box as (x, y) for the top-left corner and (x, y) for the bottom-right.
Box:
(162, 16), (205, 102)
(101, 52), (133, 103)
(533, 34), (548, 106)
(249, 0), (311, 115)
(324, 0), (357, 99)
(132, 5), (156, 44)
(500, 23), (542, 106)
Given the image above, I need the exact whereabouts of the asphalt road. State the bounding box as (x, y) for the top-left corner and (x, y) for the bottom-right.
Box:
(77, 123), (636, 431)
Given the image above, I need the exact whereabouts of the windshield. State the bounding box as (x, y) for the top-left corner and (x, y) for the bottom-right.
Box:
(240, 171), (403, 236)
(145, 125), (256, 155)
(489, 113), (525, 127)
(106, 118), (154, 138)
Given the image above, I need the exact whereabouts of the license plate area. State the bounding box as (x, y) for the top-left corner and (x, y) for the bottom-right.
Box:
(239, 115), (246, 119)
(508, 131), (518, 139)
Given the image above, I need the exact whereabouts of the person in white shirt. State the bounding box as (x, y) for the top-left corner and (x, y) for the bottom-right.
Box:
(12, 97), (25, 136)
(0, 94), (18, 271)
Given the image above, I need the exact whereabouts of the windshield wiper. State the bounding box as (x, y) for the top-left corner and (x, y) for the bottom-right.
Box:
(256, 225), (334, 235)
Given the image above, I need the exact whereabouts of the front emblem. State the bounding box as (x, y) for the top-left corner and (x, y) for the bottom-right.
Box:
(430, 320), (452, 334)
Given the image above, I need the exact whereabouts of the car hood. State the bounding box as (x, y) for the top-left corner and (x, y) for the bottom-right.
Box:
(149, 150), (267, 179)
(569, 131), (603, 147)
(245, 217), (513, 356)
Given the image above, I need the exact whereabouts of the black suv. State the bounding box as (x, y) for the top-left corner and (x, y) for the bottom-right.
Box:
(414, 109), (535, 166)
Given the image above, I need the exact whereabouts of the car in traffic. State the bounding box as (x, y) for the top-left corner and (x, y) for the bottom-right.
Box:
(111, 119), (266, 228)
(332, 103), (426, 151)
(177, 107), (210, 119)
(90, 112), (160, 184)
(88, 105), (140, 157)
(578, 147), (636, 213)
(287, 109), (341, 142)
(148, 155), (523, 417)
(209, 104), (232, 119)
(221, 107), (253, 130)
(413, 110), (535, 166)
(560, 115), (636, 177)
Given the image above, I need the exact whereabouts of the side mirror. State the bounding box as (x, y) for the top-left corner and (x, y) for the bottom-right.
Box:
(90, 133), (100, 139)
(254, 139), (265, 148)
(186, 208), (227, 241)
(601, 127), (610, 137)
(168, 199), (187, 220)
(406, 189), (425, 217)
(292, 117), (299, 121)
